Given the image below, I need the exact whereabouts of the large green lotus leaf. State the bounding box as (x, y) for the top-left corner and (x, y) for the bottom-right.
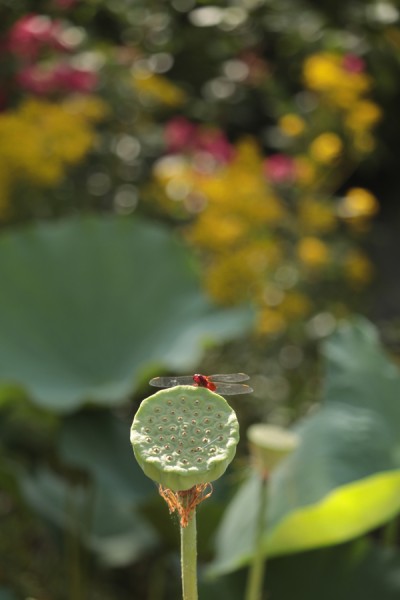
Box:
(210, 318), (400, 574)
(18, 466), (157, 566)
(266, 539), (400, 600)
(0, 216), (252, 412)
(206, 539), (400, 600)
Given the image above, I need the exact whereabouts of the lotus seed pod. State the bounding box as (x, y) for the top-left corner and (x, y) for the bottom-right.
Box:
(247, 424), (298, 475)
(131, 386), (240, 492)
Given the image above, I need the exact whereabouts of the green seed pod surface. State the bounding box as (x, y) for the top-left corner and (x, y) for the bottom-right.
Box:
(131, 386), (240, 491)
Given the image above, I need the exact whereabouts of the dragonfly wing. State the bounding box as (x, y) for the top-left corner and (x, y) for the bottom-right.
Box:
(209, 373), (250, 383)
(214, 382), (253, 395)
(149, 375), (195, 387)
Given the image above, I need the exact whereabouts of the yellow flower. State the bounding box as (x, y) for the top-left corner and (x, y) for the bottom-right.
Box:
(309, 133), (343, 164)
(303, 52), (371, 109)
(257, 307), (287, 336)
(189, 212), (248, 249)
(295, 156), (317, 186)
(0, 97), (106, 214)
(298, 198), (337, 233)
(132, 69), (186, 107)
(353, 132), (375, 154)
(204, 251), (259, 305)
(338, 188), (379, 219)
(303, 53), (344, 92)
(345, 100), (382, 132)
(344, 250), (374, 285)
(281, 291), (311, 318)
(278, 114), (306, 137)
(297, 237), (330, 268)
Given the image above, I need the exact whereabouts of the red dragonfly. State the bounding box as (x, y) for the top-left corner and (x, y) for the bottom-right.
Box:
(149, 373), (252, 395)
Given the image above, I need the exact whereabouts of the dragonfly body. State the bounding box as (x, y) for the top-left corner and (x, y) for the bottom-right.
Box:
(149, 373), (252, 395)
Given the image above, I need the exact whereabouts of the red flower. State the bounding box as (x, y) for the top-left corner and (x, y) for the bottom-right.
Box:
(7, 14), (69, 59)
(342, 54), (365, 74)
(17, 62), (98, 94)
(164, 117), (197, 153)
(264, 154), (297, 184)
(195, 129), (234, 163)
(53, 64), (98, 92)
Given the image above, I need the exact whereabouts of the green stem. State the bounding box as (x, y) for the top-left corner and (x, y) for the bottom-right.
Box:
(180, 509), (198, 600)
(245, 474), (268, 600)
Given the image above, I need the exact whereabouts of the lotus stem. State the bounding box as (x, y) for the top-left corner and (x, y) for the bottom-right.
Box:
(180, 509), (198, 600)
(245, 473), (268, 600)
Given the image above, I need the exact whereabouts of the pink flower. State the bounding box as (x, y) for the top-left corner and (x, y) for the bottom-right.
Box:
(16, 62), (98, 94)
(53, 64), (99, 92)
(342, 54), (365, 74)
(164, 117), (233, 163)
(195, 129), (234, 163)
(264, 154), (297, 184)
(17, 64), (59, 94)
(7, 14), (68, 59)
(164, 117), (197, 153)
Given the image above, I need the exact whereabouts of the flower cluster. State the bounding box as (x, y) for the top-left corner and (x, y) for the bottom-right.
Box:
(0, 96), (107, 216)
(0, 13), (108, 217)
(149, 51), (380, 337)
(302, 52), (381, 156)
(3, 13), (99, 98)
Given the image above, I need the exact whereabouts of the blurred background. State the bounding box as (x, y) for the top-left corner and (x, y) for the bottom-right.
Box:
(2, 0), (400, 598)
